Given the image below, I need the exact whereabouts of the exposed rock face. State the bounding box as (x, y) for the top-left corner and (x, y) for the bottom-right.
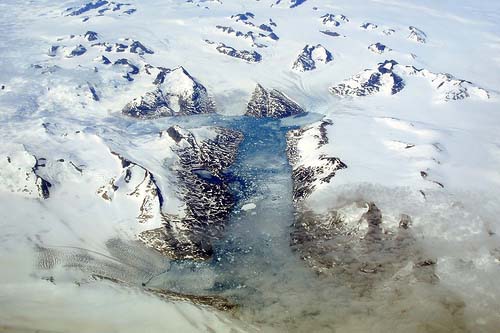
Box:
(229, 12), (278, 35)
(0, 150), (52, 199)
(66, 0), (109, 16)
(139, 125), (243, 260)
(320, 30), (341, 37)
(144, 286), (236, 312)
(129, 41), (154, 55)
(206, 40), (262, 62)
(94, 125), (243, 260)
(368, 42), (391, 54)
(360, 22), (378, 30)
(99, 55), (111, 64)
(286, 120), (346, 202)
(48, 45), (59, 57)
(114, 58), (139, 81)
(84, 31), (99, 41)
(274, 0), (307, 8)
(67, 44), (87, 57)
(320, 13), (348, 27)
(122, 66), (215, 119)
(408, 26), (427, 43)
(245, 84), (305, 118)
(400, 65), (490, 101)
(330, 59), (490, 101)
(292, 44), (333, 72)
(87, 82), (100, 101)
(65, 1), (136, 18)
(320, 14), (341, 27)
(383, 28), (396, 35)
(289, 0), (307, 8)
(230, 12), (254, 22)
(330, 60), (405, 97)
(97, 153), (162, 223)
(215, 26), (278, 48)
(211, 12), (278, 56)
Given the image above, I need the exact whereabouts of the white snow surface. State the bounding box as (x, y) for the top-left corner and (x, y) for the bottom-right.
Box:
(241, 203), (257, 211)
(1, 0), (500, 331)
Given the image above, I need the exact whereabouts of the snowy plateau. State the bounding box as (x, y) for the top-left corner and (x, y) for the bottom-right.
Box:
(1, 0), (500, 332)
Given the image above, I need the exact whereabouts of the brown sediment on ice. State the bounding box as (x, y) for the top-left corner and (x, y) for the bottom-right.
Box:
(91, 274), (237, 312)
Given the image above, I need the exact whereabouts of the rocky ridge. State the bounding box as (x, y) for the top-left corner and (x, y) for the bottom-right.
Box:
(408, 26), (427, 43)
(286, 120), (346, 202)
(122, 67), (216, 118)
(330, 60), (405, 97)
(330, 60), (490, 101)
(139, 125), (243, 260)
(245, 84), (305, 118)
(292, 44), (333, 72)
(205, 40), (262, 62)
(65, 1), (136, 21)
(368, 42), (391, 54)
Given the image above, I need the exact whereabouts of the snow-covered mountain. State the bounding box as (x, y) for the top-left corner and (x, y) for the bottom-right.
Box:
(246, 83), (305, 117)
(330, 59), (489, 101)
(123, 67), (216, 118)
(1, 0), (500, 332)
(292, 44), (333, 72)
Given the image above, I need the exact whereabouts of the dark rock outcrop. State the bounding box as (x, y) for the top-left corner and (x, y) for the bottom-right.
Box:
(129, 41), (154, 55)
(114, 58), (140, 80)
(286, 120), (346, 202)
(139, 126), (243, 260)
(292, 44), (333, 72)
(245, 84), (305, 118)
(230, 12), (254, 22)
(0, 150), (52, 199)
(288, 0), (307, 8)
(383, 28), (396, 35)
(99, 55), (111, 64)
(48, 45), (59, 57)
(408, 26), (427, 43)
(97, 152), (163, 223)
(122, 66), (215, 119)
(330, 59), (489, 100)
(320, 30), (341, 37)
(319, 13), (348, 27)
(84, 31), (99, 41)
(87, 83), (100, 101)
(68, 44), (87, 57)
(67, 0), (109, 16)
(368, 42), (391, 54)
(66, 1), (136, 18)
(330, 60), (405, 97)
(400, 65), (490, 101)
(215, 26), (278, 48)
(207, 41), (262, 62)
(360, 22), (378, 30)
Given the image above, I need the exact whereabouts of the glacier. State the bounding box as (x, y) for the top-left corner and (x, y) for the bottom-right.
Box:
(1, 0), (500, 332)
